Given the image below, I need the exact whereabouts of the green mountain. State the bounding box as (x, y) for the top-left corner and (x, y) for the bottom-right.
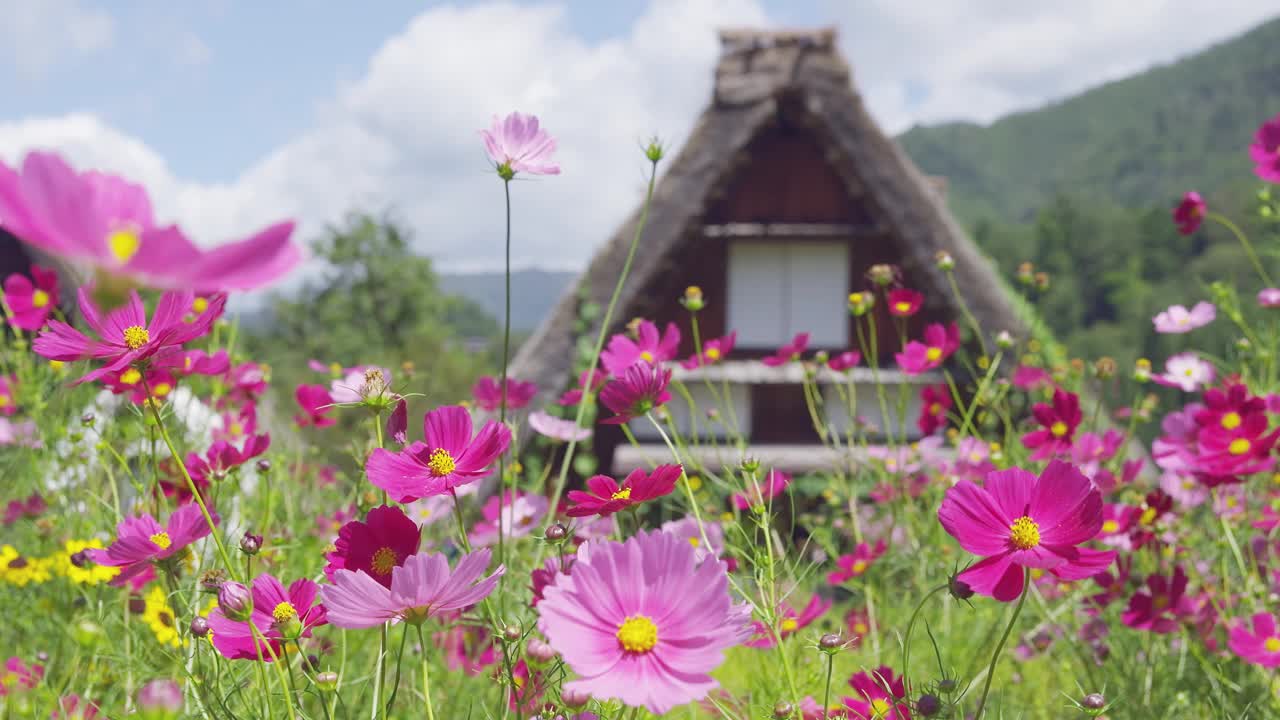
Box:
(899, 15), (1280, 225)
(439, 269), (575, 333)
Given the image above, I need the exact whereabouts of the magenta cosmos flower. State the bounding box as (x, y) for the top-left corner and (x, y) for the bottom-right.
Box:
(481, 112), (560, 179)
(1251, 113), (1280, 183)
(938, 460), (1116, 602)
(293, 384), (335, 428)
(732, 469), (791, 509)
(601, 320), (680, 375)
(33, 289), (223, 385)
(527, 410), (592, 442)
(323, 548), (504, 628)
(1172, 192), (1206, 235)
(682, 332), (736, 369)
(537, 530), (751, 714)
(558, 368), (608, 407)
(1153, 301), (1215, 334)
(886, 287), (924, 317)
(917, 383), (951, 435)
(1020, 388), (1082, 460)
(565, 464), (682, 517)
(0, 656), (43, 695)
(827, 539), (888, 584)
(762, 332), (809, 367)
(86, 503), (217, 581)
(1229, 613), (1280, 667)
(207, 575), (327, 661)
(598, 362), (672, 424)
(471, 375), (537, 412)
(324, 505), (421, 587)
(3, 265), (59, 331)
(1259, 288), (1280, 308)
(746, 594), (831, 648)
(0, 152), (301, 293)
(846, 666), (909, 720)
(827, 350), (861, 372)
(366, 404), (511, 502)
(895, 322), (959, 375)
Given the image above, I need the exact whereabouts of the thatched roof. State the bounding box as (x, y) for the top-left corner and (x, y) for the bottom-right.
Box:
(509, 27), (1029, 411)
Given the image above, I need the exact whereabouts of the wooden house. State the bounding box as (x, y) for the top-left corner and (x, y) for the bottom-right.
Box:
(509, 28), (1031, 474)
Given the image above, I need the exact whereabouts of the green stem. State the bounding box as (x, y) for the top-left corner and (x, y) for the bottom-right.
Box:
(901, 584), (949, 686)
(1208, 211), (1273, 286)
(498, 177), (513, 573)
(821, 651), (835, 719)
(973, 569), (1030, 719)
(546, 157), (661, 518)
(415, 624), (438, 720)
(371, 624), (388, 720)
(946, 269), (990, 357)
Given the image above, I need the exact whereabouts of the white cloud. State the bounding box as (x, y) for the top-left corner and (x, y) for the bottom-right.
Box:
(0, 0), (114, 77)
(826, 0), (1277, 132)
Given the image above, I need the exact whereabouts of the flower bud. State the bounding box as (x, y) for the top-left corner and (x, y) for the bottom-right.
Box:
(1034, 271), (1050, 291)
(73, 619), (104, 648)
(69, 550), (91, 568)
(218, 582), (254, 622)
(1093, 357), (1116, 380)
(818, 633), (843, 651)
(866, 263), (899, 287)
(1016, 262), (1034, 285)
(1133, 358), (1151, 383)
(1082, 693), (1106, 710)
(502, 624), (522, 643)
(526, 637), (557, 663)
(315, 671), (339, 692)
(189, 616), (211, 639)
(239, 532), (263, 556)
(80, 412), (96, 427)
(741, 457), (761, 474)
(916, 693), (942, 716)
(935, 250), (955, 271)
(562, 687), (591, 708)
(937, 678), (957, 693)
(255, 458), (272, 473)
(137, 679), (183, 719)
(995, 330), (1013, 349)
(644, 137), (665, 163)
(680, 285), (705, 312)
(544, 523), (568, 542)
(948, 575), (974, 601)
(848, 291), (875, 317)
(773, 701), (795, 719)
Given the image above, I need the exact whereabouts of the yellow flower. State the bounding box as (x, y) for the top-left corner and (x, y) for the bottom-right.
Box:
(143, 585), (186, 648)
(54, 539), (120, 586)
(0, 545), (52, 587)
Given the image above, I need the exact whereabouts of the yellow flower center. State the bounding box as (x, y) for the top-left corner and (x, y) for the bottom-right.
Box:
(853, 622), (868, 634)
(426, 448), (456, 477)
(1101, 520), (1119, 534)
(119, 368), (142, 385)
(0, 395), (8, 407)
(272, 602), (298, 623)
(870, 698), (893, 717)
(152, 383), (172, 397)
(1009, 516), (1040, 550)
(1266, 637), (1280, 653)
(1229, 438), (1251, 456)
(852, 559), (868, 574)
(371, 547), (397, 575)
(31, 289), (50, 308)
(108, 227), (142, 263)
(1139, 507), (1157, 525)
(780, 618), (798, 632)
(688, 537), (700, 547)
(1153, 595), (1169, 610)
(150, 532), (172, 549)
(616, 615), (658, 653)
(123, 325), (150, 350)
(1050, 421), (1068, 437)
(610, 487), (633, 502)
(705, 347), (721, 360)
(229, 422), (244, 436)
(192, 297), (209, 313)
(925, 347), (942, 362)
(894, 301), (911, 313)
(929, 402), (942, 416)
(639, 350), (654, 363)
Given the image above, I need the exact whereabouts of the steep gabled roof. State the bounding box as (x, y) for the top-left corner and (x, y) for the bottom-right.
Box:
(509, 27), (1029, 410)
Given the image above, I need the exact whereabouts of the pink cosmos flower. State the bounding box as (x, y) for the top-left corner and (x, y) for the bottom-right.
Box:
(323, 548), (504, 628)
(1160, 472), (1209, 509)
(660, 516), (725, 561)
(1069, 430), (1124, 478)
(481, 112), (560, 178)
(1097, 504), (1139, 550)
(598, 362), (672, 424)
(1153, 353), (1215, 392)
(601, 320), (680, 375)
(1250, 112), (1280, 183)
(566, 465), (682, 517)
(827, 350), (862, 372)
(828, 539), (888, 584)
(558, 368), (608, 407)
(185, 435), (270, 485)
(1229, 613), (1280, 667)
(1172, 192), (1206, 235)
(0, 656), (43, 695)
(33, 289), (223, 385)
(172, 348), (230, 377)
(0, 152), (301, 293)
(213, 403), (257, 444)
(1020, 388), (1082, 460)
(732, 469), (792, 509)
(3, 265), (58, 331)
(293, 384), (336, 428)
(471, 491), (550, 546)
(895, 322), (959, 375)
(682, 332), (736, 369)
(527, 410), (592, 442)
(1012, 365), (1053, 390)
(746, 594), (831, 648)
(846, 666), (909, 720)
(226, 362), (269, 401)
(917, 383), (951, 435)
(762, 332), (810, 367)
(0, 417), (39, 448)
(886, 288), (924, 317)
(52, 695), (100, 720)
(471, 375), (537, 412)
(937, 460), (1116, 602)
(1122, 565), (1193, 633)
(3, 493), (46, 525)
(324, 505), (421, 587)
(1153, 301), (1215, 333)
(365, 405), (510, 502)
(1259, 288), (1280, 308)
(537, 530), (751, 714)
(950, 437), (995, 483)
(207, 574), (327, 661)
(86, 503), (217, 581)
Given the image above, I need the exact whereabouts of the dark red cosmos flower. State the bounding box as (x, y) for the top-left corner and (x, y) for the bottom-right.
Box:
(323, 505), (421, 588)
(565, 464), (682, 517)
(886, 288), (924, 317)
(1172, 192), (1206, 235)
(1021, 388), (1082, 460)
(917, 383), (951, 435)
(598, 363), (671, 424)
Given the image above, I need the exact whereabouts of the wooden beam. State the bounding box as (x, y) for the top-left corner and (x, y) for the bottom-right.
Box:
(701, 222), (887, 239)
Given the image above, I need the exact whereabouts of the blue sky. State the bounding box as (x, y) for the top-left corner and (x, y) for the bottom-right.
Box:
(1, 1), (1275, 274)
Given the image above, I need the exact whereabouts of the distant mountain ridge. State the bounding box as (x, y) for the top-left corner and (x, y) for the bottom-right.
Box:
(438, 269), (575, 332)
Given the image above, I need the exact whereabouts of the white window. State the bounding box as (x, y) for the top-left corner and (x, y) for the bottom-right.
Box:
(727, 241), (849, 348)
